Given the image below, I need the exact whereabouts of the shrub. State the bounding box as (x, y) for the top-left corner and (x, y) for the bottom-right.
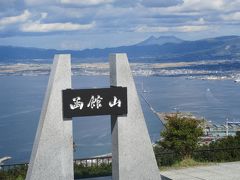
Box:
(159, 113), (203, 159)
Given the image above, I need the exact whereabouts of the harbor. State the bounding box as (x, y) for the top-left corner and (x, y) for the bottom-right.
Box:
(141, 94), (240, 145)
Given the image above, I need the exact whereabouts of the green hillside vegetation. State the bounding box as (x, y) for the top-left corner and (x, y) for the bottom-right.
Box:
(154, 114), (240, 168)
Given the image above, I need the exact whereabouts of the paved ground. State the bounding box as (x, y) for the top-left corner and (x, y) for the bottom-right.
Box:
(77, 162), (240, 180)
(160, 161), (240, 180)
(77, 175), (170, 180)
(78, 177), (111, 180)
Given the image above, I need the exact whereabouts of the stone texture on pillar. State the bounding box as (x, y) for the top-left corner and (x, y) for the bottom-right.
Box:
(26, 54), (73, 180)
(109, 53), (161, 180)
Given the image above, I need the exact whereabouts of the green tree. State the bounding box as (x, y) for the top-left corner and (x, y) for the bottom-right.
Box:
(159, 113), (203, 159)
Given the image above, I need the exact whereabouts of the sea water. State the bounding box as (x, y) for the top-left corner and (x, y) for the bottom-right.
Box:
(0, 75), (240, 164)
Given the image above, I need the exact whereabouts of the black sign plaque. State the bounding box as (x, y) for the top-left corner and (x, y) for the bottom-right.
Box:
(62, 87), (127, 119)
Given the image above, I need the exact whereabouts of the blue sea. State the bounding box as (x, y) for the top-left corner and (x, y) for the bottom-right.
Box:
(0, 75), (240, 164)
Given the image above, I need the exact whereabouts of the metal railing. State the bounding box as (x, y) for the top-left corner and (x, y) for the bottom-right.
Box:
(74, 156), (112, 167)
(0, 156), (112, 171)
(0, 163), (28, 171)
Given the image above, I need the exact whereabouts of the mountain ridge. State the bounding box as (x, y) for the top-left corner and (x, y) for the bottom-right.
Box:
(0, 35), (240, 63)
(136, 35), (184, 46)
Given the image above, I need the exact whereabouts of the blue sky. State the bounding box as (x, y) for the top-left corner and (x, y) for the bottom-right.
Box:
(0, 0), (240, 50)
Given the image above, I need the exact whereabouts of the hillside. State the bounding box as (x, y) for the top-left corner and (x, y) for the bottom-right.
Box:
(0, 35), (240, 62)
(136, 35), (183, 46)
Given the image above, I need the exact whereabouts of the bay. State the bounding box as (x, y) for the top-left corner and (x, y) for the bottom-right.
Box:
(0, 75), (240, 164)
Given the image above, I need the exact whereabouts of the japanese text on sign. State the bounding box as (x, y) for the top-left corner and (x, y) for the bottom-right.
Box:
(62, 87), (127, 119)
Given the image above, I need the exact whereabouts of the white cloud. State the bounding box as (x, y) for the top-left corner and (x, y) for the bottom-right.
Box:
(24, 0), (57, 6)
(135, 25), (169, 33)
(135, 25), (208, 33)
(193, 18), (206, 25)
(222, 12), (240, 21)
(154, 0), (226, 15)
(178, 0), (225, 11)
(0, 10), (30, 28)
(60, 0), (113, 6)
(25, 0), (114, 6)
(40, 12), (48, 20)
(175, 25), (208, 32)
(0, 0), (239, 44)
(141, 0), (183, 8)
(146, 0), (239, 14)
(20, 21), (95, 32)
(0, 0), (18, 7)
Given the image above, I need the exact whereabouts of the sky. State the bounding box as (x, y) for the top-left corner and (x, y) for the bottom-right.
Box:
(0, 0), (240, 50)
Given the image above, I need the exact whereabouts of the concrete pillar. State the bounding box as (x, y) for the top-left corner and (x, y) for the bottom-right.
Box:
(109, 53), (161, 180)
(26, 54), (73, 180)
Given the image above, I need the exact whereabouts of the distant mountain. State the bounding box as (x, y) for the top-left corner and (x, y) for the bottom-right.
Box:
(136, 36), (184, 46)
(0, 46), (58, 61)
(0, 35), (240, 63)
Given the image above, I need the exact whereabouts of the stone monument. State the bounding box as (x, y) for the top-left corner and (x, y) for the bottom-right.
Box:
(26, 54), (73, 180)
(26, 53), (160, 180)
(110, 53), (161, 180)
